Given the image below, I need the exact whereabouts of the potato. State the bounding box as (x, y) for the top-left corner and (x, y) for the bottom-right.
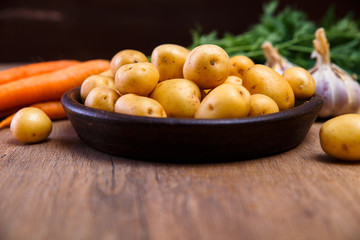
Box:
(114, 94), (167, 118)
(99, 69), (114, 78)
(195, 83), (250, 119)
(10, 107), (52, 143)
(84, 87), (120, 112)
(149, 78), (201, 118)
(242, 64), (295, 111)
(183, 44), (230, 89)
(248, 94), (279, 117)
(223, 75), (243, 86)
(230, 55), (254, 78)
(80, 75), (116, 102)
(201, 81), (248, 103)
(229, 84), (251, 105)
(282, 67), (316, 99)
(320, 114), (360, 161)
(115, 62), (159, 96)
(151, 44), (190, 82)
(110, 49), (148, 75)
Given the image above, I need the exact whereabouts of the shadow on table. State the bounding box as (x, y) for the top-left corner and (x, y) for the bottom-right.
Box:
(109, 150), (270, 166)
(314, 153), (360, 165)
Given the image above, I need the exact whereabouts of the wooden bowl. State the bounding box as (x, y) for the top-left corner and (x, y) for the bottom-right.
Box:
(61, 87), (323, 162)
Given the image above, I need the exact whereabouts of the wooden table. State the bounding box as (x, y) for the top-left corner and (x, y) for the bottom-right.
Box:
(0, 63), (360, 240)
(1, 119), (360, 240)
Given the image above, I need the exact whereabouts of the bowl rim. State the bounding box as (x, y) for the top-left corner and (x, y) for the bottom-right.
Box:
(61, 87), (324, 126)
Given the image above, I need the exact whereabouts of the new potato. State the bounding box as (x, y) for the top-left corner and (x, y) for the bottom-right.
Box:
(195, 83), (251, 119)
(227, 84), (251, 106)
(115, 94), (167, 118)
(243, 64), (295, 110)
(99, 69), (114, 78)
(115, 62), (159, 96)
(84, 87), (120, 112)
(80, 75), (116, 102)
(230, 55), (254, 78)
(320, 114), (360, 161)
(223, 75), (243, 86)
(282, 67), (316, 99)
(151, 44), (190, 82)
(249, 94), (279, 117)
(10, 107), (52, 143)
(183, 44), (230, 89)
(150, 78), (201, 118)
(110, 49), (148, 75)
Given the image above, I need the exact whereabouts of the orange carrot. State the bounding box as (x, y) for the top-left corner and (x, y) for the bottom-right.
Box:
(0, 60), (81, 85)
(0, 59), (110, 112)
(0, 101), (67, 129)
(30, 101), (67, 120)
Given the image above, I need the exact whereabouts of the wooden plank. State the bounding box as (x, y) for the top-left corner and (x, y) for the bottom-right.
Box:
(0, 121), (360, 240)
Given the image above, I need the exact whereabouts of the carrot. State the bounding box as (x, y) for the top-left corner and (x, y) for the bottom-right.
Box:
(0, 59), (110, 112)
(0, 60), (81, 85)
(0, 101), (67, 129)
(30, 101), (67, 120)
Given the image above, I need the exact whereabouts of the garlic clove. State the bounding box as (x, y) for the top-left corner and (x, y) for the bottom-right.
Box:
(262, 41), (296, 75)
(309, 28), (360, 118)
(310, 64), (349, 117)
(333, 64), (360, 114)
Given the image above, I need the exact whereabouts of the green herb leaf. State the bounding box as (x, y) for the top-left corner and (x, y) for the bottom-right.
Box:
(189, 1), (360, 80)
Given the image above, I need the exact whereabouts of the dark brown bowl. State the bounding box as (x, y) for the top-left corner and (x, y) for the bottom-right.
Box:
(61, 87), (323, 162)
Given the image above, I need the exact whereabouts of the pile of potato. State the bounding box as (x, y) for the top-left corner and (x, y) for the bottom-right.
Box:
(81, 44), (316, 119)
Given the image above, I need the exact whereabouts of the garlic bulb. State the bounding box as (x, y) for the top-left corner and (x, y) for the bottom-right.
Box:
(309, 28), (360, 118)
(261, 41), (296, 75)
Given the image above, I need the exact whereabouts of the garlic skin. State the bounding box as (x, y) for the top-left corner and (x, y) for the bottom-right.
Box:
(309, 28), (360, 118)
(262, 41), (296, 75)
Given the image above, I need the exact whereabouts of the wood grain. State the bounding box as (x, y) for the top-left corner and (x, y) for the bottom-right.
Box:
(0, 121), (360, 240)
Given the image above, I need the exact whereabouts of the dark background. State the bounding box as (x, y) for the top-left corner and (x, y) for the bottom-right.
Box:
(0, 0), (359, 62)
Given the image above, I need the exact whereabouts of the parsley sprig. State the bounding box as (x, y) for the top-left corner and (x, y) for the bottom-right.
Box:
(189, 1), (360, 79)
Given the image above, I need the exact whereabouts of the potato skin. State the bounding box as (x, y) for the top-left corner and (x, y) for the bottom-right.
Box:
(223, 75), (243, 86)
(149, 78), (201, 118)
(282, 67), (316, 99)
(249, 94), (279, 117)
(99, 69), (114, 78)
(320, 114), (360, 161)
(10, 107), (52, 143)
(183, 44), (230, 89)
(84, 87), (120, 112)
(230, 55), (254, 78)
(114, 94), (167, 118)
(115, 62), (159, 96)
(242, 64), (295, 110)
(195, 83), (250, 119)
(80, 75), (116, 103)
(110, 49), (148, 75)
(227, 84), (251, 106)
(151, 44), (190, 82)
